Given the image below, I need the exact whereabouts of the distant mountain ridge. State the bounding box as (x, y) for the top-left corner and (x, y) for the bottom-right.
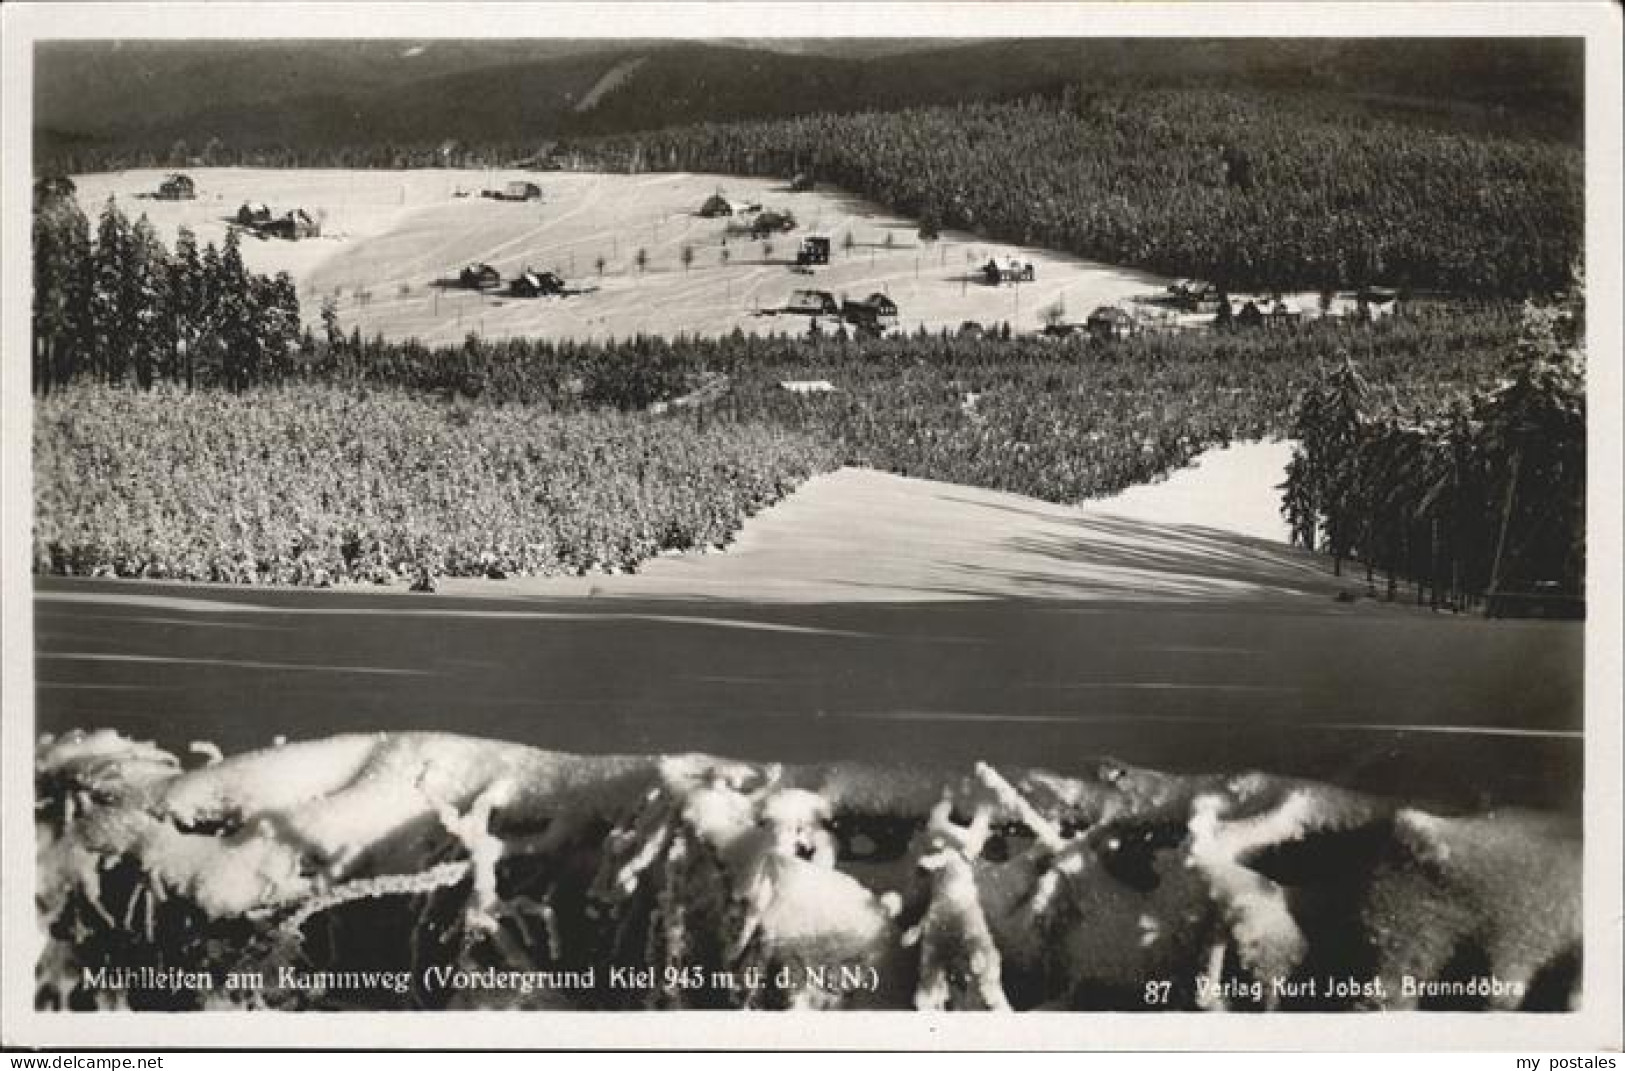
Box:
(35, 37), (1584, 169)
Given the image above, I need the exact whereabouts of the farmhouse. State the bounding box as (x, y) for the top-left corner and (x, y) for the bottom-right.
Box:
(983, 257), (1035, 285)
(508, 269), (566, 298)
(699, 193), (759, 218)
(483, 180), (543, 202)
(842, 292), (899, 332)
(459, 263), (503, 290)
(796, 235), (831, 267)
(786, 289), (840, 316)
(155, 173), (196, 201)
(262, 209), (321, 240)
(1086, 305), (1135, 341)
(1266, 297), (1303, 328)
(1168, 279), (1222, 312)
(751, 210), (798, 238)
(236, 202), (273, 227)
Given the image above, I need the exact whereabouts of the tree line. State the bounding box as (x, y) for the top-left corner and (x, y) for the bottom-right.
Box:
(284, 302), (1528, 509)
(32, 178), (302, 393)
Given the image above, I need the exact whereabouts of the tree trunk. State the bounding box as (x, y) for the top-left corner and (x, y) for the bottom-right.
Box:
(1486, 446), (1524, 615)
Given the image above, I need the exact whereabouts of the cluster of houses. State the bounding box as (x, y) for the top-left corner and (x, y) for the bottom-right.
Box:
(698, 177), (813, 220)
(983, 257), (1037, 285)
(1163, 278), (1398, 322)
(457, 262), (567, 298)
(235, 202), (321, 240)
(698, 192), (802, 240)
(783, 289), (900, 336)
(1053, 281), (1404, 343)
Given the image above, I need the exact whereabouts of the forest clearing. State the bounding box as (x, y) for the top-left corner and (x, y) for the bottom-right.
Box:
(69, 168), (1170, 343)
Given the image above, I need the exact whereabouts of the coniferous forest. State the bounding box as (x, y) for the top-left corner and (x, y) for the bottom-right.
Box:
(559, 91), (1582, 296)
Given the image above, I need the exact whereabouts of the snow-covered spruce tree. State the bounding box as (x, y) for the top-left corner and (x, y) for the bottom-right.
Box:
(168, 226), (209, 388)
(89, 197), (135, 384)
(32, 177), (92, 393)
(1282, 354), (1369, 575)
(127, 215), (169, 389)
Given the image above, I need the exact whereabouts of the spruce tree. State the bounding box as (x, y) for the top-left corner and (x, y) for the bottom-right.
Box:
(91, 197), (134, 383)
(32, 182), (91, 391)
(128, 215), (168, 388)
(171, 226), (206, 387)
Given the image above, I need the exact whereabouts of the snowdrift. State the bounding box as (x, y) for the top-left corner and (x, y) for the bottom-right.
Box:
(37, 730), (1580, 1012)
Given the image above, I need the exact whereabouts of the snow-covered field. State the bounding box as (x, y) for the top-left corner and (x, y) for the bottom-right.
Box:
(440, 441), (1317, 603)
(70, 167), (1169, 343)
(1094, 440), (1294, 544)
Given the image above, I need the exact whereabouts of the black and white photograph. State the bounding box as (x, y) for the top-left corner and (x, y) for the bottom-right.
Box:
(1, 1), (1620, 1053)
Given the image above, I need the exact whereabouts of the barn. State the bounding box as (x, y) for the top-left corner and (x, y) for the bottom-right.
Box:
(790, 173), (816, 192)
(155, 173), (196, 201)
(699, 193), (760, 218)
(503, 181), (543, 202)
(459, 263), (503, 290)
(262, 209), (320, 240)
(1266, 297), (1303, 328)
(796, 236), (831, 266)
(1234, 299), (1267, 330)
(983, 257), (1035, 285)
(842, 292), (899, 332)
(508, 269), (566, 297)
(236, 202), (273, 227)
(786, 289), (839, 316)
(1086, 305), (1135, 341)
(1168, 279), (1223, 312)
